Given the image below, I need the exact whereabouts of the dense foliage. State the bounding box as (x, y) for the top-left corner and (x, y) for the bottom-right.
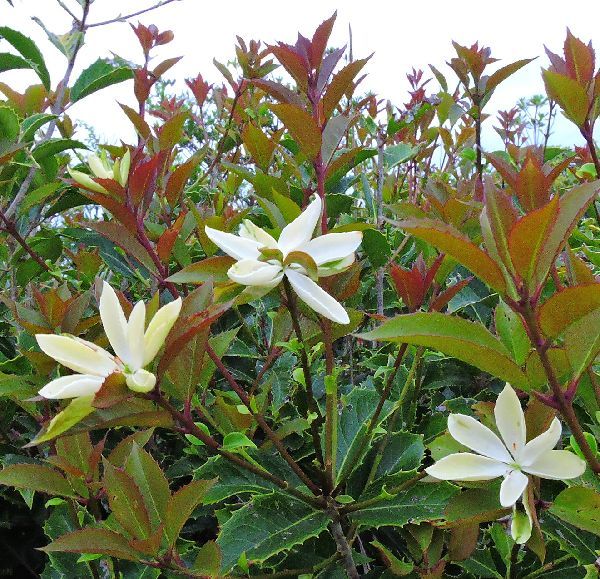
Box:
(0, 3), (599, 577)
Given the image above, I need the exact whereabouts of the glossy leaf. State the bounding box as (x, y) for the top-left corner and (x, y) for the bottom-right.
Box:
(269, 103), (321, 160)
(0, 26), (50, 88)
(358, 312), (528, 387)
(0, 463), (76, 497)
(70, 58), (133, 102)
(549, 487), (600, 536)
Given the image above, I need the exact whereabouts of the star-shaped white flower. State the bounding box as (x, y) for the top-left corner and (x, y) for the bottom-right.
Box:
(205, 196), (362, 325)
(36, 281), (181, 399)
(425, 383), (585, 542)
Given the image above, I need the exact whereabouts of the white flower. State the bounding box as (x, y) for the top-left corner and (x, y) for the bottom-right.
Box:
(69, 150), (130, 193)
(425, 383), (585, 543)
(205, 196), (362, 324)
(36, 281), (181, 399)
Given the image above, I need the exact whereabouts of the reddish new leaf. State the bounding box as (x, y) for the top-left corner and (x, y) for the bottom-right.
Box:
(270, 103), (322, 160)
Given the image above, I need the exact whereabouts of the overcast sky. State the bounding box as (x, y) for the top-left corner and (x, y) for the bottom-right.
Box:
(2, 0), (599, 149)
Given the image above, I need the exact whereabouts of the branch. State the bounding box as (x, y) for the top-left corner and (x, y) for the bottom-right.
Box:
(205, 343), (323, 496)
(86, 0), (181, 28)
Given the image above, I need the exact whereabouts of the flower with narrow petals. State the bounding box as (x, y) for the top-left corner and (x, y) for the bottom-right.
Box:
(204, 196), (362, 324)
(69, 150), (130, 194)
(425, 383), (585, 543)
(36, 281), (181, 399)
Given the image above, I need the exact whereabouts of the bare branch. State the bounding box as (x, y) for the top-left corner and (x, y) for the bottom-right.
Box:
(87, 0), (181, 28)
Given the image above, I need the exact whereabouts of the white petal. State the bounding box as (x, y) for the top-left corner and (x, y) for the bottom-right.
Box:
(425, 453), (509, 481)
(277, 196), (322, 257)
(500, 469), (528, 507)
(518, 418), (561, 467)
(126, 301), (146, 370)
(318, 254), (355, 277)
(205, 226), (261, 260)
(99, 281), (130, 363)
(87, 154), (112, 179)
(523, 450), (586, 480)
(126, 369), (156, 393)
(304, 231), (362, 265)
(36, 334), (118, 377)
(39, 374), (105, 399)
(448, 414), (512, 463)
(495, 383), (526, 459)
(228, 259), (284, 286)
(68, 168), (107, 194)
(143, 297), (182, 366)
(238, 220), (278, 248)
(285, 269), (349, 324)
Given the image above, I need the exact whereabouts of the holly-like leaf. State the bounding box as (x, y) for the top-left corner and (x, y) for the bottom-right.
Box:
(216, 492), (330, 572)
(30, 396), (95, 445)
(350, 482), (458, 528)
(358, 312), (528, 388)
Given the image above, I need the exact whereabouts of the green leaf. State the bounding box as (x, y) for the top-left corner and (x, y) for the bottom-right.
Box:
(542, 512), (599, 564)
(457, 548), (502, 578)
(350, 482), (458, 527)
(193, 541), (222, 574)
(216, 492), (329, 572)
(495, 301), (530, 366)
(384, 143), (416, 168)
(538, 284), (600, 338)
(0, 52), (32, 74)
(564, 308), (600, 381)
(165, 479), (216, 545)
(0, 463), (76, 497)
(549, 487), (600, 536)
(70, 58), (133, 102)
(20, 112), (56, 142)
(542, 69), (589, 127)
(124, 443), (170, 531)
(195, 451), (302, 504)
(336, 388), (395, 484)
(371, 431), (425, 480)
(362, 229), (391, 268)
(103, 460), (152, 540)
(0, 26), (50, 88)
(358, 312), (528, 388)
(370, 540), (414, 575)
(32, 138), (87, 161)
(166, 255), (235, 283)
(0, 105), (19, 140)
(40, 528), (140, 561)
(222, 432), (257, 451)
(30, 396), (95, 445)
(444, 486), (506, 526)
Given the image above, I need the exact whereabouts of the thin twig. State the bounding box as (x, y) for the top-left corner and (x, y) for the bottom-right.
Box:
(86, 0), (181, 28)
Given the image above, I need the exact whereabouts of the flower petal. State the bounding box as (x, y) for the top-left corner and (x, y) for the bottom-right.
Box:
(500, 469), (528, 507)
(36, 334), (118, 376)
(425, 453), (509, 481)
(143, 297), (182, 366)
(518, 417), (561, 467)
(39, 374), (105, 399)
(285, 269), (349, 324)
(99, 281), (130, 363)
(523, 450), (586, 480)
(238, 220), (278, 248)
(277, 196), (322, 257)
(88, 154), (112, 179)
(495, 383), (526, 459)
(228, 259), (284, 286)
(126, 369), (156, 393)
(126, 301), (146, 370)
(318, 254), (355, 277)
(304, 231), (362, 265)
(205, 226), (261, 260)
(448, 414), (512, 463)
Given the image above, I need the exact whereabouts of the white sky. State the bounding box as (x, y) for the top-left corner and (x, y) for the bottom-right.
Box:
(2, 0), (600, 149)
